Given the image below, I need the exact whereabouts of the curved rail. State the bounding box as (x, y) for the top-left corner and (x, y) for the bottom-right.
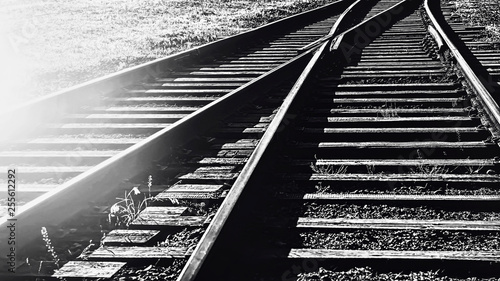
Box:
(0, 48), (318, 263)
(330, 0), (418, 55)
(176, 1), (416, 280)
(177, 28), (330, 281)
(424, 0), (500, 137)
(298, 0), (365, 51)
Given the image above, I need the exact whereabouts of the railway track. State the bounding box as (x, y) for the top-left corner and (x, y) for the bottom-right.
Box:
(441, 0), (500, 91)
(246, 4), (500, 276)
(0, 0), (352, 214)
(187, 0), (500, 279)
(1, 0), (500, 280)
(0, 0), (361, 278)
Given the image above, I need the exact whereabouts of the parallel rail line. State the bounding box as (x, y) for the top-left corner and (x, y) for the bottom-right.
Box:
(1, 0), (357, 277)
(0, 0), (350, 208)
(1, 0), (500, 280)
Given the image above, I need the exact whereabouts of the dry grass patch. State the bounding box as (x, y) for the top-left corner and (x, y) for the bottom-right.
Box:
(0, 0), (335, 108)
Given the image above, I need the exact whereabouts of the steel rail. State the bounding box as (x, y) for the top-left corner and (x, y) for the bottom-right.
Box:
(330, 0), (417, 54)
(0, 43), (317, 263)
(0, 0), (355, 264)
(298, 0), (365, 52)
(0, 0), (350, 142)
(175, 1), (415, 280)
(202, 2), (500, 276)
(424, 0), (500, 137)
(177, 35), (331, 281)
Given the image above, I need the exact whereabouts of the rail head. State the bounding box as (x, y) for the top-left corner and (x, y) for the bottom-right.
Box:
(423, 0), (500, 139)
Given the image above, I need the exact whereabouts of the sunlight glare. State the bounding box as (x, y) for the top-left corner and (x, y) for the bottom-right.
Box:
(0, 30), (30, 111)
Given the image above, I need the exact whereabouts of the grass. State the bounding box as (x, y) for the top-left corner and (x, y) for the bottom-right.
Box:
(378, 103), (400, 118)
(465, 165), (485, 174)
(310, 155), (349, 175)
(0, 0), (336, 109)
(314, 182), (331, 193)
(410, 149), (456, 175)
(448, 0), (500, 42)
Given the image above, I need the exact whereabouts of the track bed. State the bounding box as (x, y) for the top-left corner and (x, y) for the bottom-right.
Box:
(2, 0), (500, 280)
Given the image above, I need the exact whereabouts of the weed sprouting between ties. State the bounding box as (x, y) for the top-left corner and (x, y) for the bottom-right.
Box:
(41, 227), (61, 269)
(310, 155), (348, 175)
(410, 149), (457, 175)
(108, 175), (157, 227)
(465, 165), (485, 174)
(315, 182), (331, 194)
(310, 162), (334, 174)
(378, 103), (400, 118)
(366, 164), (376, 175)
(40, 227), (68, 281)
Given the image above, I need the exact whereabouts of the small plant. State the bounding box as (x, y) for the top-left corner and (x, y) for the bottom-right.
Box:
(78, 231), (108, 260)
(310, 155), (333, 174)
(411, 150), (456, 175)
(41, 227), (61, 269)
(456, 129), (462, 142)
(310, 155), (348, 175)
(108, 187), (145, 227)
(314, 182), (331, 193)
(40, 227), (68, 281)
(465, 165), (485, 174)
(333, 165), (349, 175)
(413, 165), (451, 175)
(366, 164), (376, 175)
(456, 129), (465, 151)
(78, 240), (95, 261)
(378, 103), (400, 118)
(147, 174), (153, 198)
(108, 175), (156, 227)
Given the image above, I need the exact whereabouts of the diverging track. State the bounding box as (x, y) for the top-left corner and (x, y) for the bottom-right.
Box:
(2, 0), (500, 280)
(0, 1), (350, 215)
(0, 0), (365, 279)
(189, 0), (500, 280)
